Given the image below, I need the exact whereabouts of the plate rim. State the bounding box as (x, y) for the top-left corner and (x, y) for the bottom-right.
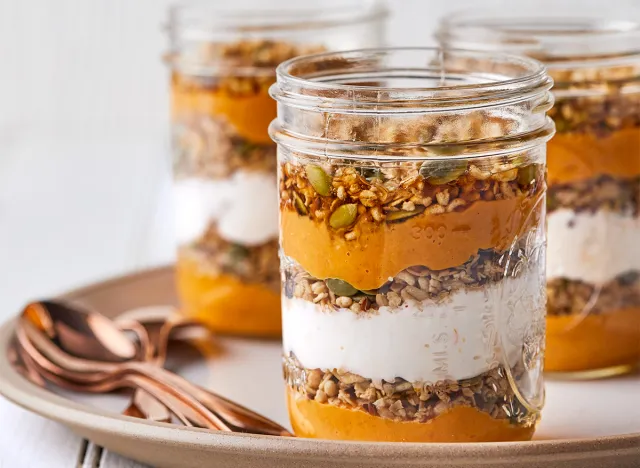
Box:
(0, 265), (638, 464)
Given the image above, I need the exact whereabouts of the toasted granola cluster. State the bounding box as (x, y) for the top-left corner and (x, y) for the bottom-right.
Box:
(176, 40), (326, 95)
(182, 223), (280, 291)
(280, 159), (543, 241)
(173, 115), (277, 179)
(549, 93), (640, 136)
(284, 354), (533, 425)
(547, 175), (640, 215)
(283, 234), (532, 312)
(547, 271), (640, 317)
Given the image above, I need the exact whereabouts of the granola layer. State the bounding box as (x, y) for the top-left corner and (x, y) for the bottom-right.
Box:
(547, 271), (640, 317)
(548, 91), (640, 137)
(280, 160), (544, 227)
(173, 114), (277, 179)
(180, 218), (279, 291)
(284, 355), (535, 427)
(547, 175), (639, 215)
(283, 232), (536, 312)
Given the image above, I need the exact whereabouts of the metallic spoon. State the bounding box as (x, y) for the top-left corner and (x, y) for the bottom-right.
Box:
(15, 341), (196, 426)
(116, 307), (205, 423)
(23, 301), (136, 362)
(16, 316), (230, 430)
(18, 302), (292, 435)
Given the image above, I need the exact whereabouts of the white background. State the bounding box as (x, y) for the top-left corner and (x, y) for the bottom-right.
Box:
(0, 0), (638, 466)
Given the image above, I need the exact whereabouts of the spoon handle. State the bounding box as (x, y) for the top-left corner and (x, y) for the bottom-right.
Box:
(127, 361), (292, 436)
(17, 319), (231, 431)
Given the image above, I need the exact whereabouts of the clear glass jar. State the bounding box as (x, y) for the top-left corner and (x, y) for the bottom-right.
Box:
(165, 1), (387, 337)
(270, 48), (554, 442)
(438, 11), (640, 378)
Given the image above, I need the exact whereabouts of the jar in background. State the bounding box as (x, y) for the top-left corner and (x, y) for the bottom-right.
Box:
(438, 12), (640, 377)
(165, 1), (387, 337)
(271, 48), (554, 442)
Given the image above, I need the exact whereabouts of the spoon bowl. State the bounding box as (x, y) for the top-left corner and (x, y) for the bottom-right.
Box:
(23, 301), (137, 362)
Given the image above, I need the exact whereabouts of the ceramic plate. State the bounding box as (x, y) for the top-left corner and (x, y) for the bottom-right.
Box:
(0, 267), (638, 468)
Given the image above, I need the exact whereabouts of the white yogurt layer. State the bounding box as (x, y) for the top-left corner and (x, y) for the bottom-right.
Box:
(282, 274), (544, 383)
(547, 208), (640, 284)
(173, 171), (279, 246)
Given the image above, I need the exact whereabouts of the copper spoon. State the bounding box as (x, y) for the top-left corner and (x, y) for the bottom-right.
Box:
(13, 333), (213, 428)
(116, 307), (205, 423)
(26, 301), (171, 423)
(24, 301), (137, 362)
(23, 301), (292, 436)
(17, 317), (230, 430)
(15, 341), (198, 427)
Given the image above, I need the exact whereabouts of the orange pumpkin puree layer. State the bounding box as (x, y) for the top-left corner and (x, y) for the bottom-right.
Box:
(547, 127), (640, 185)
(546, 307), (640, 373)
(281, 196), (543, 291)
(287, 389), (535, 442)
(171, 76), (275, 144)
(176, 255), (281, 337)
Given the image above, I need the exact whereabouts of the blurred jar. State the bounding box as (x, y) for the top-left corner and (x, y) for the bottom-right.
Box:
(438, 11), (640, 378)
(271, 48), (554, 442)
(165, 1), (387, 337)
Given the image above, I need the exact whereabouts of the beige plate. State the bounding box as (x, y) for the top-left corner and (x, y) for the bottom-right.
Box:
(0, 266), (639, 468)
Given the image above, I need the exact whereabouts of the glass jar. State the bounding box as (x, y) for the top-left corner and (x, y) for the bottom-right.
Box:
(438, 12), (640, 378)
(165, 1), (387, 337)
(270, 48), (554, 442)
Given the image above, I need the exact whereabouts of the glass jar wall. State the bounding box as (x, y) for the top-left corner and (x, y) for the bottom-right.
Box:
(270, 48), (554, 442)
(438, 12), (640, 377)
(165, 1), (387, 337)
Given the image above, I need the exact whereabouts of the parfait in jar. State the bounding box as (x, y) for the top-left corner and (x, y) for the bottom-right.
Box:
(438, 11), (640, 377)
(166, 1), (386, 336)
(271, 48), (554, 441)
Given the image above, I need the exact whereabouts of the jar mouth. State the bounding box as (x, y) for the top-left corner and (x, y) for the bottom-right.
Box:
(167, 0), (386, 39)
(437, 9), (640, 67)
(272, 47), (551, 112)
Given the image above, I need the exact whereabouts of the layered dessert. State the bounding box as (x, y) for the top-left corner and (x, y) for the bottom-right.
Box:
(545, 68), (640, 374)
(279, 152), (547, 442)
(171, 40), (322, 336)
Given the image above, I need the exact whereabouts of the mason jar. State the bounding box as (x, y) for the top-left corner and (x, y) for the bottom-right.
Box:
(270, 48), (554, 442)
(438, 12), (640, 378)
(165, 1), (387, 337)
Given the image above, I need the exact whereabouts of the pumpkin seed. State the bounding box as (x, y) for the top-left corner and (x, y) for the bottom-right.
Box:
(293, 192), (308, 215)
(329, 204), (357, 229)
(420, 159), (467, 185)
(359, 288), (378, 296)
(386, 205), (426, 223)
(517, 164), (537, 187)
(305, 164), (332, 196)
(326, 278), (358, 297)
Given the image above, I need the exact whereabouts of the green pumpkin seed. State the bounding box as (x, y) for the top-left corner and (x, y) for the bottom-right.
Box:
(329, 204), (357, 229)
(293, 192), (308, 215)
(326, 278), (358, 297)
(305, 164), (332, 196)
(517, 164), (537, 187)
(359, 289), (378, 296)
(420, 159), (468, 185)
(386, 205), (426, 223)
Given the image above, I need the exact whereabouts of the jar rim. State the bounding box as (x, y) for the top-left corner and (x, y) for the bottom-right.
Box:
(271, 47), (551, 112)
(437, 9), (640, 68)
(167, 0), (387, 39)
